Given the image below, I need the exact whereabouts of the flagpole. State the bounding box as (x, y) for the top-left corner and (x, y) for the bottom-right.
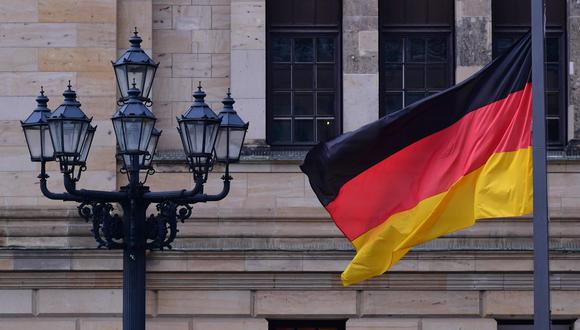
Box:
(531, 0), (551, 328)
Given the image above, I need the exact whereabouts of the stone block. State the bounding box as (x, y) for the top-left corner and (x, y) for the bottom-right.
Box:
(77, 23), (116, 48)
(230, 49), (265, 98)
(196, 77), (230, 102)
(153, 77), (193, 101)
(212, 5), (231, 29)
(358, 31), (378, 56)
(0, 172), (43, 197)
(38, 48), (115, 72)
(245, 258), (302, 272)
(173, 53), (212, 78)
(0, 0), (38, 22)
(485, 291), (580, 316)
(422, 318), (496, 330)
(0, 23), (77, 48)
(344, 0), (378, 16)
(79, 318), (122, 330)
(231, 1), (265, 50)
(173, 5), (212, 30)
(211, 54), (230, 77)
(0, 319), (76, 330)
(157, 290), (251, 315)
(346, 318), (419, 329)
(255, 291), (356, 316)
(0, 290), (32, 314)
(77, 71), (117, 97)
(37, 289), (122, 314)
(38, 0), (116, 23)
(455, 17), (491, 66)
(153, 5), (173, 29)
(456, 0), (491, 18)
(153, 30), (192, 53)
(343, 74), (378, 132)
(117, 0), (153, 49)
(192, 30), (231, 53)
(247, 173), (304, 198)
(147, 319), (190, 330)
(0, 72), (75, 97)
(361, 291), (480, 316)
(0, 48), (37, 71)
(456, 66), (484, 83)
(193, 318), (268, 330)
(154, 0), (190, 4)
(0, 147), (38, 171)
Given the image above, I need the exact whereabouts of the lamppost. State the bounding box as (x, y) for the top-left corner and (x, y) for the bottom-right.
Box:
(20, 29), (249, 330)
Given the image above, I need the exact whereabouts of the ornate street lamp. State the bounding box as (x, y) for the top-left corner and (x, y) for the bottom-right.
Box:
(21, 30), (248, 330)
(21, 87), (55, 162)
(113, 28), (158, 104)
(215, 90), (249, 163)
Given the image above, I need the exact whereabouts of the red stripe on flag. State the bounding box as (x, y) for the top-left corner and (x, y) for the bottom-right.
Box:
(327, 84), (532, 241)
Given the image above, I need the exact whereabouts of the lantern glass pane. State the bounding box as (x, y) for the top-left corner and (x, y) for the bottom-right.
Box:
(48, 120), (62, 153)
(62, 120), (86, 154)
(139, 119), (154, 151)
(215, 128), (246, 161)
(143, 133), (159, 167)
(112, 119), (125, 151)
(79, 129), (95, 163)
(205, 122), (219, 154)
(124, 118), (143, 151)
(115, 66), (129, 98)
(143, 66), (156, 99)
(24, 126), (42, 159)
(177, 124), (190, 155)
(185, 121), (206, 155)
(42, 126), (54, 159)
(127, 65), (147, 95)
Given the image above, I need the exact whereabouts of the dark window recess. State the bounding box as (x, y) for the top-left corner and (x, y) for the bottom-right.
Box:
(492, 0), (567, 147)
(379, 0), (454, 117)
(269, 320), (346, 330)
(497, 320), (574, 330)
(267, 0), (341, 146)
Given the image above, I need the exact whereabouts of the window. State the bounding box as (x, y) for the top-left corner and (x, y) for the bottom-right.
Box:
(492, 0), (567, 147)
(497, 320), (574, 330)
(266, 0), (341, 146)
(269, 320), (346, 330)
(379, 0), (455, 117)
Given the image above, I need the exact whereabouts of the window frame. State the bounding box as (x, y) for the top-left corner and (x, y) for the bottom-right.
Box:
(266, 0), (343, 147)
(491, 0), (568, 148)
(378, 1), (456, 118)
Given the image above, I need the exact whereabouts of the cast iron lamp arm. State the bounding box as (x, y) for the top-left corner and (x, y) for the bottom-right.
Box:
(63, 171), (129, 202)
(38, 161), (84, 202)
(142, 175), (204, 203)
(173, 166), (232, 204)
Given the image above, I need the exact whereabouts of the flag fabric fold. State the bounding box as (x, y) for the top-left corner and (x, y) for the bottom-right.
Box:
(301, 33), (533, 286)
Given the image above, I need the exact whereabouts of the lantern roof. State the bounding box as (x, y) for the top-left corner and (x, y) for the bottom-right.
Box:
(21, 87), (52, 126)
(217, 90), (248, 128)
(179, 83), (220, 122)
(49, 83), (90, 121)
(112, 85), (156, 119)
(113, 28), (158, 67)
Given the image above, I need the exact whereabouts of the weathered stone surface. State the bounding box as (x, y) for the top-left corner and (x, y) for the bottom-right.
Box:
(192, 29), (231, 53)
(231, 1), (265, 50)
(211, 54), (230, 77)
(79, 318), (122, 330)
(456, 65), (483, 83)
(0, 49), (37, 72)
(147, 319), (190, 330)
(173, 5), (212, 30)
(153, 77), (193, 101)
(422, 318), (497, 330)
(117, 0), (153, 49)
(247, 173), (304, 198)
(0, 290), (32, 314)
(173, 53), (212, 77)
(38, 0), (116, 23)
(343, 74), (378, 132)
(255, 291), (356, 316)
(211, 5), (231, 29)
(157, 290), (251, 315)
(193, 318), (268, 330)
(153, 30), (192, 53)
(77, 23), (116, 48)
(153, 5), (173, 29)
(230, 49), (265, 98)
(0, 23), (77, 48)
(456, 17), (492, 66)
(38, 48), (115, 72)
(37, 289), (122, 314)
(0, 319), (76, 330)
(358, 31), (378, 56)
(484, 291), (580, 316)
(0, 72), (75, 97)
(0, 0), (37, 23)
(346, 318), (419, 330)
(362, 291), (480, 316)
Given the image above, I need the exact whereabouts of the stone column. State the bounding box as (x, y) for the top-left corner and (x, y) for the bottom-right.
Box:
(568, 1), (580, 143)
(230, 0), (266, 145)
(455, 0), (492, 82)
(343, 0), (379, 132)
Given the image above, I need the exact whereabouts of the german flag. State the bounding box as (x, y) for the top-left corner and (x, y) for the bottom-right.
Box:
(301, 34), (533, 286)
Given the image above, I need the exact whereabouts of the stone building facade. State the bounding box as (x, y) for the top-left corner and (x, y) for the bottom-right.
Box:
(1, 0), (580, 329)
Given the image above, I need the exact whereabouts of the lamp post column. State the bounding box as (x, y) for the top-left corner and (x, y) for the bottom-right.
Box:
(123, 156), (148, 330)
